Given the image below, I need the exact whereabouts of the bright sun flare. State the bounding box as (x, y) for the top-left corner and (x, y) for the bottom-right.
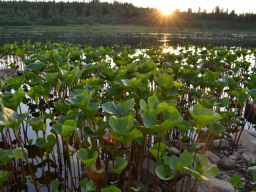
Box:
(159, 7), (173, 15)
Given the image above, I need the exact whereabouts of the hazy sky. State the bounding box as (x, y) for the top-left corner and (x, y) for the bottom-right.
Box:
(58, 0), (254, 14)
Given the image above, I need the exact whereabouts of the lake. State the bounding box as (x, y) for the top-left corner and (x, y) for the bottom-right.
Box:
(1, 30), (256, 48)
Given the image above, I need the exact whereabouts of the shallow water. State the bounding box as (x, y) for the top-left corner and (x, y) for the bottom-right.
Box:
(1, 31), (256, 48)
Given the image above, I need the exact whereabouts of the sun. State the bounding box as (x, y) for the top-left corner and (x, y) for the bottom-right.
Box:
(159, 7), (173, 15)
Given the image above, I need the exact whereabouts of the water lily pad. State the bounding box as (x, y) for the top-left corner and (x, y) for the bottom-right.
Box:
(108, 115), (134, 136)
(77, 148), (98, 168)
(110, 156), (128, 174)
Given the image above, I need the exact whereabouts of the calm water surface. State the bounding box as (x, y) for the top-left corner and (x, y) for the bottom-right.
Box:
(1, 31), (256, 48)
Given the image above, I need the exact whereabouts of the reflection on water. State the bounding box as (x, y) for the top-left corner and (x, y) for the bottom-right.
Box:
(1, 31), (256, 48)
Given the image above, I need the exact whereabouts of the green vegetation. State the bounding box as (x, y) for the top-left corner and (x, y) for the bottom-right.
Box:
(0, 0), (256, 30)
(0, 42), (256, 191)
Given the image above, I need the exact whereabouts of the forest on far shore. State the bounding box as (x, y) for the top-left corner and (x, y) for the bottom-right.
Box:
(1, 0), (256, 29)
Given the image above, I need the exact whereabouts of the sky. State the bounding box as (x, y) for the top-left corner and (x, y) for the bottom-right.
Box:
(80, 0), (255, 14)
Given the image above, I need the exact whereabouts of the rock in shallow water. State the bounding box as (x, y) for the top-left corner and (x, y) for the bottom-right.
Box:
(217, 157), (235, 170)
(239, 130), (256, 154)
(176, 176), (234, 192)
(205, 151), (221, 165)
(241, 152), (256, 166)
(212, 139), (230, 148)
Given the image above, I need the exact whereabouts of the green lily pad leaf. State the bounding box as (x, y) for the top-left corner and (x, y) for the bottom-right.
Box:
(177, 120), (192, 136)
(209, 122), (226, 135)
(199, 98), (213, 109)
(64, 89), (93, 114)
(61, 67), (81, 88)
(36, 134), (56, 151)
(0, 103), (28, 132)
(249, 89), (256, 103)
(101, 186), (121, 192)
(219, 97), (230, 107)
(201, 165), (218, 180)
(251, 170), (256, 184)
(108, 115), (134, 136)
(26, 115), (46, 134)
(54, 102), (70, 113)
(77, 148), (98, 168)
(102, 98), (135, 117)
(79, 178), (96, 191)
(137, 58), (159, 73)
(0, 171), (8, 186)
(56, 109), (79, 125)
(8, 76), (25, 91)
(34, 82), (52, 101)
(52, 180), (59, 192)
(233, 89), (248, 105)
(0, 89), (25, 111)
(190, 103), (222, 130)
(227, 175), (245, 189)
(25, 72), (44, 87)
(110, 156), (128, 174)
(140, 99), (147, 111)
(25, 62), (46, 75)
(142, 111), (158, 128)
(180, 151), (193, 165)
(123, 128), (143, 145)
(148, 96), (159, 111)
(0, 149), (11, 166)
(156, 102), (169, 115)
(122, 78), (141, 90)
(205, 70), (220, 81)
(154, 75), (174, 91)
(151, 106), (182, 137)
(9, 148), (28, 159)
(224, 77), (237, 90)
(27, 88), (40, 103)
(149, 142), (167, 160)
(52, 120), (76, 143)
(169, 156), (178, 169)
(42, 72), (60, 87)
(155, 164), (174, 181)
(87, 102), (100, 119)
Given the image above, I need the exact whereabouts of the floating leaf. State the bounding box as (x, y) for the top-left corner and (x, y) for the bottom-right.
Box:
(8, 76), (25, 91)
(142, 111), (157, 128)
(0, 149), (11, 166)
(0, 89), (25, 111)
(102, 98), (135, 117)
(209, 122), (226, 135)
(52, 120), (76, 143)
(108, 115), (134, 136)
(36, 134), (56, 152)
(155, 164), (174, 181)
(52, 180), (59, 192)
(0, 103), (28, 132)
(154, 75), (174, 91)
(190, 103), (222, 130)
(149, 142), (167, 160)
(25, 62), (46, 75)
(201, 165), (218, 180)
(180, 151), (193, 165)
(77, 148), (98, 168)
(79, 178), (96, 191)
(110, 156), (128, 174)
(26, 115), (46, 134)
(101, 186), (121, 192)
(9, 148), (28, 159)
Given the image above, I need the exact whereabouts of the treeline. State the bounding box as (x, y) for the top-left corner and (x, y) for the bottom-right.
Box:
(0, 0), (256, 29)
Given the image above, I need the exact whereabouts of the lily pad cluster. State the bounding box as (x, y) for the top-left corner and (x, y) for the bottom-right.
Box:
(0, 42), (255, 191)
